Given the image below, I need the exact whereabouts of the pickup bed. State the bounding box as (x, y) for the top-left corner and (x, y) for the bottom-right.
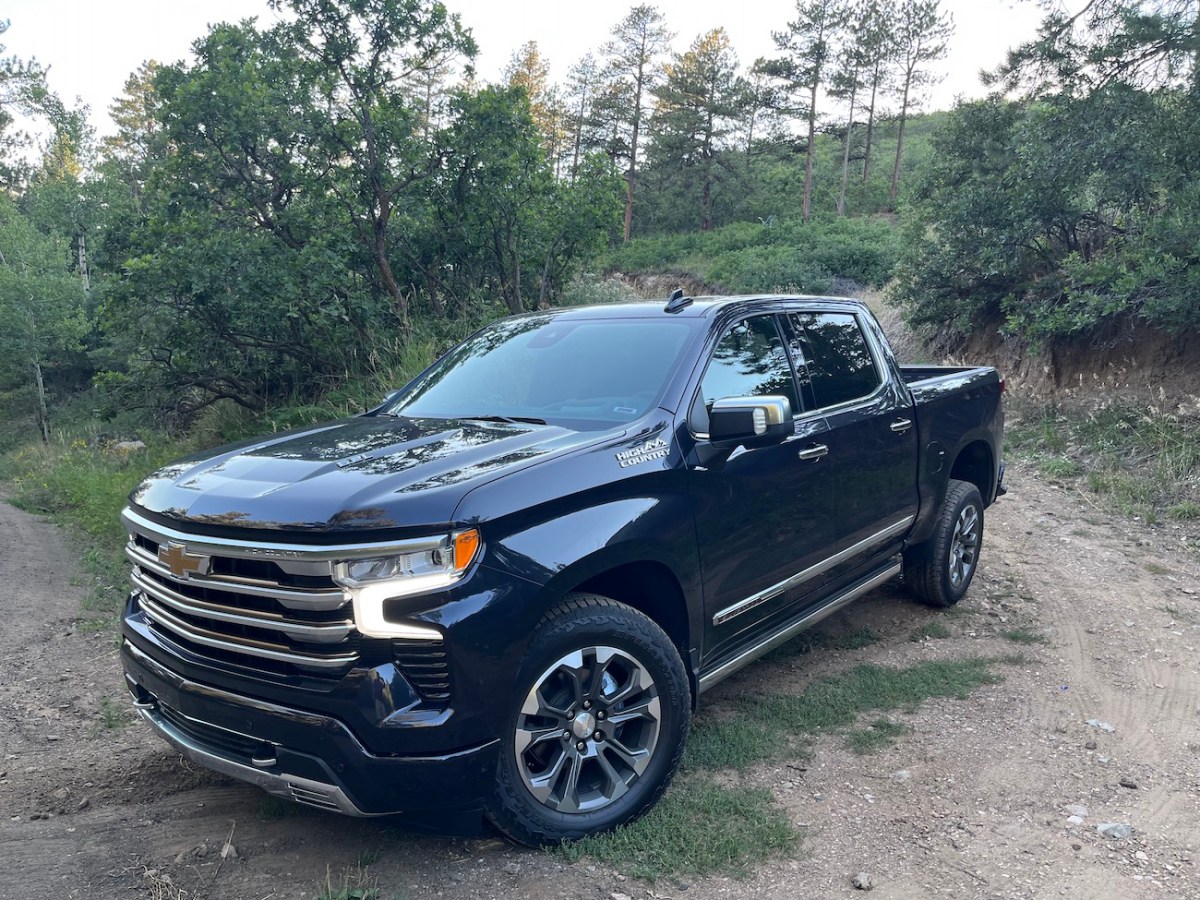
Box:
(119, 295), (1004, 845)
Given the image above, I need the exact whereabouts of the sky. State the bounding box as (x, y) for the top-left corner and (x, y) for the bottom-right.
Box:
(2, 0), (1047, 137)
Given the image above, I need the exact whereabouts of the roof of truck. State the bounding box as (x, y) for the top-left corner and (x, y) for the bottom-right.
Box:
(528, 295), (869, 321)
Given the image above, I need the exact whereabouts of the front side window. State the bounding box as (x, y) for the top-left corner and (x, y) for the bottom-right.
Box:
(789, 313), (882, 409)
(694, 315), (798, 430)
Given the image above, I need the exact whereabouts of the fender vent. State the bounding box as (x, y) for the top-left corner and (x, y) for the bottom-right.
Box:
(392, 640), (452, 704)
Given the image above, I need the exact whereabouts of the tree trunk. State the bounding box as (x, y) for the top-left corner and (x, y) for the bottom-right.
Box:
(33, 352), (49, 444)
(803, 80), (819, 222)
(837, 81), (859, 217)
(863, 60), (881, 183)
(623, 51), (647, 243)
(889, 75), (912, 207)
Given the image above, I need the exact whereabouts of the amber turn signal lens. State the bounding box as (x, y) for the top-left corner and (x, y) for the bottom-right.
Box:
(453, 528), (481, 571)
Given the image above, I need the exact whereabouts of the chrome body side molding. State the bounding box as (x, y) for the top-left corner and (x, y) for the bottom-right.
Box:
(698, 562), (902, 694)
(712, 516), (913, 626)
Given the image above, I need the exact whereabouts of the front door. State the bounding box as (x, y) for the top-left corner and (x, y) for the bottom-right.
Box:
(687, 314), (838, 665)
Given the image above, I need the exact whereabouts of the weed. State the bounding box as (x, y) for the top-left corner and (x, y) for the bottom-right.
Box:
(317, 864), (380, 900)
(258, 794), (296, 821)
(696, 658), (1003, 770)
(1144, 562), (1173, 576)
(845, 717), (912, 754)
(1001, 627), (1050, 646)
(98, 696), (126, 731)
(1038, 456), (1082, 478)
(557, 775), (797, 880)
(1162, 604), (1197, 623)
(910, 621), (951, 641)
(763, 626), (881, 663)
(1169, 501), (1200, 520)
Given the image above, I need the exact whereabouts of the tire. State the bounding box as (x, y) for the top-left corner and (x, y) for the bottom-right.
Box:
(903, 478), (984, 608)
(485, 593), (691, 846)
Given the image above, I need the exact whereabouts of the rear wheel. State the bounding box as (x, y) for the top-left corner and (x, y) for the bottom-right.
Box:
(486, 594), (690, 846)
(904, 478), (984, 608)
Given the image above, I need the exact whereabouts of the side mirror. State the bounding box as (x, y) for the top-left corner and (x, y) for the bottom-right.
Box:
(708, 395), (792, 449)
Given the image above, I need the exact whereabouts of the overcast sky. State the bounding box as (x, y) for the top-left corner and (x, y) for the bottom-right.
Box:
(3, 0), (1045, 137)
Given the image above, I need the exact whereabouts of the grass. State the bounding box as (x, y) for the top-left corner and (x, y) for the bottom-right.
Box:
(845, 717), (912, 754)
(566, 656), (1009, 879)
(317, 865), (380, 900)
(1001, 627), (1051, 646)
(1006, 399), (1200, 525)
(762, 626), (882, 663)
(910, 621), (952, 641)
(557, 775), (797, 881)
(1, 438), (190, 627)
(1144, 562), (1174, 576)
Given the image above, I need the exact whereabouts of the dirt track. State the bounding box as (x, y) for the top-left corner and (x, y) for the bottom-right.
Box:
(2, 462), (1199, 899)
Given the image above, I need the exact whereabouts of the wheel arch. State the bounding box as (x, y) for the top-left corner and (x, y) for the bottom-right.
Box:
(949, 439), (997, 506)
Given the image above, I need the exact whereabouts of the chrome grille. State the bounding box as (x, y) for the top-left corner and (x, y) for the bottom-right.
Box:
(124, 519), (359, 676)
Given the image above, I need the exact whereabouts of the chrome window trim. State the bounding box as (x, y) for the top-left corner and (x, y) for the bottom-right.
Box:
(789, 311), (890, 416)
(712, 515), (914, 626)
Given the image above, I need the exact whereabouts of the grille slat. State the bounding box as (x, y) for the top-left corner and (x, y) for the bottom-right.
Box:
(392, 641), (453, 702)
(126, 530), (359, 677)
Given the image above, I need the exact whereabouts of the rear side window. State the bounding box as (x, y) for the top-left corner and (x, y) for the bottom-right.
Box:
(693, 315), (798, 430)
(789, 313), (881, 409)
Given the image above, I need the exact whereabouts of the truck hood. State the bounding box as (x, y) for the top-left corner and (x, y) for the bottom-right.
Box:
(130, 415), (607, 535)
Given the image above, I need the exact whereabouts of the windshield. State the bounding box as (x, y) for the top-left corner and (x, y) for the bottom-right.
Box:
(385, 315), (697, 429)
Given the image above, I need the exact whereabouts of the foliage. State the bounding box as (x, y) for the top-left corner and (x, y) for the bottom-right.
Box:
(1006, 398), (1200, 525)
(600, 216), (901, 293)
(896, 2), (1200, 345)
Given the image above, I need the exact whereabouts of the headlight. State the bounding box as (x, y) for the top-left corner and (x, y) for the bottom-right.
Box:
(334, 529), (480, 638)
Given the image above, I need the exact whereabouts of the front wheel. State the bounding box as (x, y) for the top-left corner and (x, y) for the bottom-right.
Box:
(485, 594), (690, 846)
(904, 478), (984, 608)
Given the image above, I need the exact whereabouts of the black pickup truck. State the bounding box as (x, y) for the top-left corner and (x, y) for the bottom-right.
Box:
(120, 294), (1004, 845)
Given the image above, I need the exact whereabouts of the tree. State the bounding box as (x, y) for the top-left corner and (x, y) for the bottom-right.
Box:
(504, 41), (566, 171)
(853, 0), (894, 185)
(563, 53), (603, 181)
(650, 29), (745, 230)
(0, 19), (51, 190)
(889, 0), (952, 206)
(757, 0), (850, 221)
(0, 194), (87, 441)
(272, 0), (476, 326)
(600, 5), (673, 241)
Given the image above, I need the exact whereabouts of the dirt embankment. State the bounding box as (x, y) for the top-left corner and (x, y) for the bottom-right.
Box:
(2, 464), (1200, 899)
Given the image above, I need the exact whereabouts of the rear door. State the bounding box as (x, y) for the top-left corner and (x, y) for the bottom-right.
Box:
(785, 311), (919, 568)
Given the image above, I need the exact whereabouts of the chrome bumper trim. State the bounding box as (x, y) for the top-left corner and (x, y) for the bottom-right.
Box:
(135, 704), (378, 817)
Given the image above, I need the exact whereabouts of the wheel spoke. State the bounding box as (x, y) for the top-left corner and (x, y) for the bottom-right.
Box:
(594, 747), (632, 801)
(526, 747), (569, 805)
(604, 733), (652, 775)
(600, 664), (644, 707)
(556, 751), (585, 813)
(515, 723), (563, 755)
(605, 695), (661, 728)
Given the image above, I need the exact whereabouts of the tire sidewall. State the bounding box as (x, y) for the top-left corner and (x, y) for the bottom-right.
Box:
(488, 600), (690, 844)
(937, 482), (983, 604)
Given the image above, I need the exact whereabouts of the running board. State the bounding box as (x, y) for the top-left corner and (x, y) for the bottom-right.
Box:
(697, 561), (902, 694)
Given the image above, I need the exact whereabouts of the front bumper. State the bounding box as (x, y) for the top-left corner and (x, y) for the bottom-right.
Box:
(121, 636), (499, 819)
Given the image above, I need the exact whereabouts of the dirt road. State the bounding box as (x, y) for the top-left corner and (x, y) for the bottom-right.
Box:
(2, 463), (1198, 899)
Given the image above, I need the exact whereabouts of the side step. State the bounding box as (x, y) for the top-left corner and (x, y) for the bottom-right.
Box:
(697, 561), (902, 694)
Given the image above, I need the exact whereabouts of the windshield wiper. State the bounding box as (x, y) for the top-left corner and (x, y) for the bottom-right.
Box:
(458, 414), (548, 426)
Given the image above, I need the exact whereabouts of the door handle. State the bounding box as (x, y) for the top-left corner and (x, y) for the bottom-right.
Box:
(890, 418), (913, 434)
(797, 444), (829, 461)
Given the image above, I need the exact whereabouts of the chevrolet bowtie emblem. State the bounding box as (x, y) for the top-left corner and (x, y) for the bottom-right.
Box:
(158, 542), (212, 580)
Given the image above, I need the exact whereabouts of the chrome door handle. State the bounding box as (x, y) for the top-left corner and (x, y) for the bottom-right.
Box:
(890, 418), (913, 434)
(797, 444), (829, 461)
